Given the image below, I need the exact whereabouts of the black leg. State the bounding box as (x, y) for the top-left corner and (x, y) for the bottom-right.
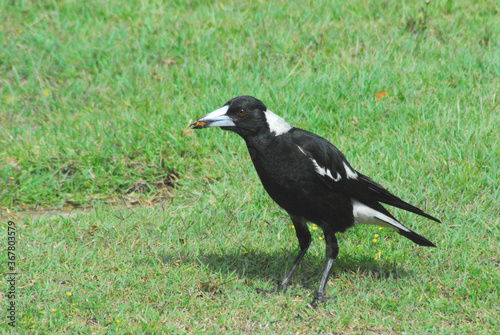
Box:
(257, 215), (311, 294)
(311, 232), (339, 308)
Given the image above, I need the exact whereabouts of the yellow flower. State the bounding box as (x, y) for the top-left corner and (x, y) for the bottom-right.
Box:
(52, 308), (56, 312)
(379, 227), (383, 230)
(67, 292), (72, 296)
(319, 236), (324, 240)
(374, 234), (379, 238)
(312, 225), (317, 230)
(244, 250), (249, 254)
(373, 239), (377, 243)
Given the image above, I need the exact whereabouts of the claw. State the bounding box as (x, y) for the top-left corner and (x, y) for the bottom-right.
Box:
(256, 281), (287, 295)
(310, 295), (336, 309)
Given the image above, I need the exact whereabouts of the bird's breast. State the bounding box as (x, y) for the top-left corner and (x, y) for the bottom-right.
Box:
(248, 145), (320, 210)
(244, 139), (354, 227)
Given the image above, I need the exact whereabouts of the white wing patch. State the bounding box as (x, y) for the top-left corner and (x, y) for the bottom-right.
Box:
(297, 145), (342, 182)
(343, 162), (358, 179)
(351, 199), (410, 232)
(297, 145), (307, 156)
(264, 109), (292, 136)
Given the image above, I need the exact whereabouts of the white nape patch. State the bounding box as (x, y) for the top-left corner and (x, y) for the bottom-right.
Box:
(343, 162), (358, 179)
(264, 109), (292, 136)
(352, 199), (410, 232)
(297, 145), (341, 182)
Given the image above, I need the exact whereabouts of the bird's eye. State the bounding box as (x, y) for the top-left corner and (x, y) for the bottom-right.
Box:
(238, 109), (247, 117)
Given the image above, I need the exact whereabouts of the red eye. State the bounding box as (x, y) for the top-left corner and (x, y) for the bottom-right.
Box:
(238, 109), (246, 116)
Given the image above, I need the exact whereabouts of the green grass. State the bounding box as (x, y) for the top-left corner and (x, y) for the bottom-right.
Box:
(1, 0), (499, 333)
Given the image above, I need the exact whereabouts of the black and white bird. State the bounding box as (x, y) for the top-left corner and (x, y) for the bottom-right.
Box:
(191, 95), (440, 307)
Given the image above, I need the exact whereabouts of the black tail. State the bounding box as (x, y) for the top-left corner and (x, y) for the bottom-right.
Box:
(398, 229), (436, 247)
(359, 173), (441, 223)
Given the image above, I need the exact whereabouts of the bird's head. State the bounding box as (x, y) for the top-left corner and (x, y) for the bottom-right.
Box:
(191, 95), (292, 137)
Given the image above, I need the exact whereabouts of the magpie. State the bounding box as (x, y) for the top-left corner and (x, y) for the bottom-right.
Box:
(191, 95), (440, 307)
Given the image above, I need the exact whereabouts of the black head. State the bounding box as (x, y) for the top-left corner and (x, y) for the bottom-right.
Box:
(191, 95), (292, 138)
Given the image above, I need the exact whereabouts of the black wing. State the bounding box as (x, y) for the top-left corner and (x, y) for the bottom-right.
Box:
(289, 128), (441, 223)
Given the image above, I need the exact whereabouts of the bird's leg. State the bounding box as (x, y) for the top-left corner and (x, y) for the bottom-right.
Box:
(310, 258), (335, 308)
(310, 232), (339, 308)
(257, 215), (310, 294)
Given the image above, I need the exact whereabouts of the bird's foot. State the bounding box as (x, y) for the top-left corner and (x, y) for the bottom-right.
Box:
(256, 281), (287, 295)
(310, 294), (336, 309)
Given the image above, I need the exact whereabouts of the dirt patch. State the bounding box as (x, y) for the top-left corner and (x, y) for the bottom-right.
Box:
(1, 187), (175, 222)
(1, 168), (178, 221)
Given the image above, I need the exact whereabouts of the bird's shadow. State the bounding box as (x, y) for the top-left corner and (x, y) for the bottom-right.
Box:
(162, 249), (412, 292)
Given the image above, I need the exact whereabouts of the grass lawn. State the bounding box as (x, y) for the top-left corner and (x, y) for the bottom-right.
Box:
(1, 0), (499, 333)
